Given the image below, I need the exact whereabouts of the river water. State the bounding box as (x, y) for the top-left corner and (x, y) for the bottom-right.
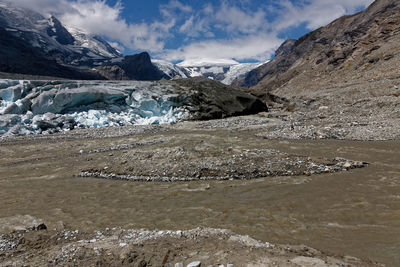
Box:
(0, 138), (399, 265)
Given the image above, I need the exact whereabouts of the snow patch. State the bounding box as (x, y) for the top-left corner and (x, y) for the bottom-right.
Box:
(177, 58), (239, 67)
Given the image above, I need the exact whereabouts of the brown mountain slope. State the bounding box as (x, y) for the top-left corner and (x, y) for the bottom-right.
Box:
(234, 0), (400, 98)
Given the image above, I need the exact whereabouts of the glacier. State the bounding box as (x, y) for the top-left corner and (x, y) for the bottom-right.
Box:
(0, 80), (189, 137)
(0, 77), (267, 137)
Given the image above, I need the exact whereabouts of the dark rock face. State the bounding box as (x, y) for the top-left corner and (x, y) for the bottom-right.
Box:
(96, 52), (167, 81)
(46, 16), (75, 45)
(234, 0), (400, 92)
(174, 77), (268, 120)
(95, 65), (127, 80)
(0, 28), (103, 80)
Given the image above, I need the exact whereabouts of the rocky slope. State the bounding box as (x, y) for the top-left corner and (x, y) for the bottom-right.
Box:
(234, 0), (400, 97)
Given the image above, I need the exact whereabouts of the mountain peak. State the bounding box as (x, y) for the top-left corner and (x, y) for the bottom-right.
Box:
(46, 15), (75, 45)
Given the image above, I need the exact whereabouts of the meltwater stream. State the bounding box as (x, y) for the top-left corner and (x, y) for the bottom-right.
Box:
(0, 135), (399, 265)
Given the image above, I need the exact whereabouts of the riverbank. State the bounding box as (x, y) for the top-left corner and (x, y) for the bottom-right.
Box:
(0, 226), (382, 266)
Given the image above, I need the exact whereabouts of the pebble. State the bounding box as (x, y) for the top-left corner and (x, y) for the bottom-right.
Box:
(175, 263), (184, 267)
(343, 162), (352, 168)
(187, 261), (201, 267)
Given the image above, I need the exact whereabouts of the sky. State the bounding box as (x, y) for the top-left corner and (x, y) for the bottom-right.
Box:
(8, 0), (374, 64)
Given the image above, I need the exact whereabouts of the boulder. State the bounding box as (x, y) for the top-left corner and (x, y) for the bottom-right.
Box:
(173, 77), (268, 120)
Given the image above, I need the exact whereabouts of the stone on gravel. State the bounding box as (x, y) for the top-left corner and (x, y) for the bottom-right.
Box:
(343, 162), (352, 168)
(175, 263), (184, 267)
(187, 261), (201, 267)
(290, 256), (327, 266)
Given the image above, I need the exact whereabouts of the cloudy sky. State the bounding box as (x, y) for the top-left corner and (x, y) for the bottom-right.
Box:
(8, 0), (374, 64)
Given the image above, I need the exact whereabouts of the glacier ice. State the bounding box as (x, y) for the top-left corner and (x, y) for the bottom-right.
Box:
(0, 80), (189, 137)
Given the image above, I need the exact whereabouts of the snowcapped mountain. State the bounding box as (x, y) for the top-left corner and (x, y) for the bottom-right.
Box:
(152, 59), (188, 79)
(220, 62), (265, 85)
(0, 2), (121, 67)
(153, 58), (264, 85)
(66, 26), (121, 65)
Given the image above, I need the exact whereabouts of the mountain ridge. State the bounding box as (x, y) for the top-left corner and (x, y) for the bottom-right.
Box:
(234, 0), (400, 98)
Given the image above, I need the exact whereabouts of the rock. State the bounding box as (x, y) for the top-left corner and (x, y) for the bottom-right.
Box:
(290, 256), (327, 266)
(137, 259), (148, 267)
(174, 77), (267, 120)
(227, 265), (234, 267)
(343, 161), (352, 168)
(46, 16), (75, 45)
(187, 261), (201, 267)
(175, 263), (184, 267)
(35, 223), (47, 230)
(354, 161), (365, 167)
(95, 52), (167, 81)
(35, 120), (57, 131)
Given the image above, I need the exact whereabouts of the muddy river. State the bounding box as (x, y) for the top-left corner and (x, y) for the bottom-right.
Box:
(0, 129), (399, 265)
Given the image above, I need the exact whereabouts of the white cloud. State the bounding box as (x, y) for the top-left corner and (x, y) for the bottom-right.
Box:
(160, 33), (283, 63)
(273, 0), (375, 31)
(215, 2), (267, 34)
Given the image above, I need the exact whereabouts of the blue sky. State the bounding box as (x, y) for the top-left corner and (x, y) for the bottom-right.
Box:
(9, 0), (374, 64)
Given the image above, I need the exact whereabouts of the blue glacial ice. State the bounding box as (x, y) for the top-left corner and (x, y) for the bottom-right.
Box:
(0, 80), (189, 137)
